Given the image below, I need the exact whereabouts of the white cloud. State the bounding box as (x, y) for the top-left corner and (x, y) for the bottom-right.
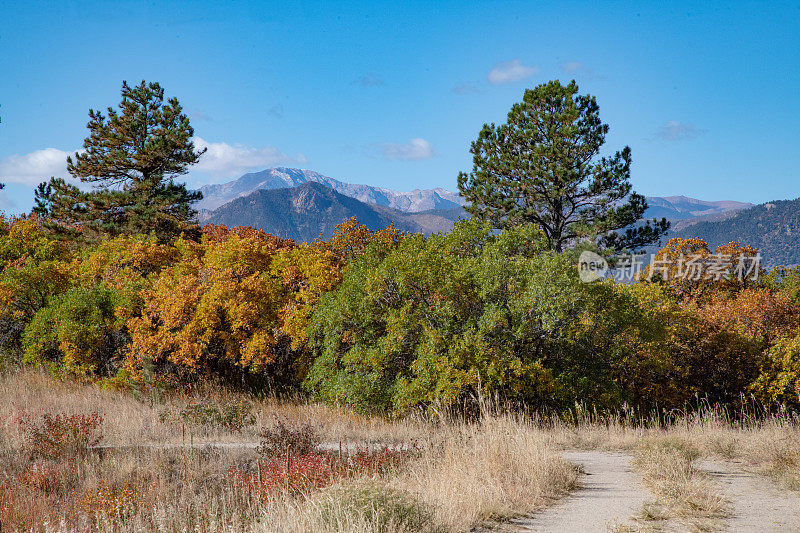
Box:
(453, 83), (483, 95)
(1, 140), (307, 188)
(192, 137), (307, 179)
(560, 61), (596, 80)
(376, 138), (434, 161)
(353, 73), (384, 87)
(487, 59), (539, 85)
(0, 147), (73, 186)
(654, 121), (706, 142)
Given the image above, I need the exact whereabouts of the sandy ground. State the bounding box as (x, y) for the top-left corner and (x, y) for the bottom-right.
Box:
(697, 459), (800, 532)
(510, 452), (800, 533)
(510, 451), (648, 532)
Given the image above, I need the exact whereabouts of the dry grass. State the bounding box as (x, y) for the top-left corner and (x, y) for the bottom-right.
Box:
(532, 403), (800, 494)
(396, 413), (579, 530)
(633, 439), (729, 531)
(3, 371), (799, 532)
(0, 372), (424, 447)
(0, 371), (577, 532)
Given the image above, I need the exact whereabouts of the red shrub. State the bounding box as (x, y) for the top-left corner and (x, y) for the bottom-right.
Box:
(228, 443), (419, 502)
(20, 411), (104, 459)
(16, 458), (77, 494)
(229, 452), (332, 498)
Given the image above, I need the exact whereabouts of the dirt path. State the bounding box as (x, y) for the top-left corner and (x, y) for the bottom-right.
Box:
(511, 453), (800, 533)
(697, 459), (800, 532)
(94, 441), (401, 452)
(510, 451), (648, 532)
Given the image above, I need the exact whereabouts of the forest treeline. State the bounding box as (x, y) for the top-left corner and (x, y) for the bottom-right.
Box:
(1, 213), (799, 414)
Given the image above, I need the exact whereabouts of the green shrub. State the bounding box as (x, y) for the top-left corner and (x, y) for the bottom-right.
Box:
(304, 220), (603, 414)
(0, 218), (74, 354)
(22, 284), (130, 375)
(751, 334), (800, 407)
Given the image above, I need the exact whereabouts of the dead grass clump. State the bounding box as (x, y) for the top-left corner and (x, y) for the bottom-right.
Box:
(398, 413), (579, 531)
(304, 483), (446, 533)
(634, 438), (729, 531)
(747, 431), (800, 490)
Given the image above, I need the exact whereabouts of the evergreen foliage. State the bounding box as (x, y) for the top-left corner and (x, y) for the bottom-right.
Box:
(34, 81), (204, 242)
(457, 80), (668, 253)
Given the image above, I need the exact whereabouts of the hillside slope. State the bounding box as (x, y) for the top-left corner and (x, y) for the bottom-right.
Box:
(674, 198), (800, 268)
(200, 182), (464, 242)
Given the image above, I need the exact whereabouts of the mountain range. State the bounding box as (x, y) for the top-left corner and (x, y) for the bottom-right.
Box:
(644, 196), (752, 231)
(195, 167), (796, 268)
(197, 182), (463, 242)
(197, 168), (464, 212)
(198, 168), (752, 222)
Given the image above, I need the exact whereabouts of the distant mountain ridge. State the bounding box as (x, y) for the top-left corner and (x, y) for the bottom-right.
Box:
(644, 195), (752, 221)
(198, 168), (751, 223)
(673, 198), (800, 269)
(198, 182), (464, 242)
(197, 168), (464, 212)
(196, 167), (764, 253)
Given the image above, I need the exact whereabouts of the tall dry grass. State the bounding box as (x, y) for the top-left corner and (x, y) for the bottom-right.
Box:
(633, 439), (729, 531)
(0, 371), (577, 532)
(397, 413), (578, 530)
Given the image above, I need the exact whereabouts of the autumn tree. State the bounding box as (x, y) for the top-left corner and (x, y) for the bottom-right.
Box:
(644, 238), (762, 304)
(126, 229), (294, 382)
(698, 288), (799, 343)
(276, 218), (402, 352)
(752, 334), (800, 407)
(35, 81), (205, 242)
(457, 80), (668, 253)
(0, 216), (73, 363)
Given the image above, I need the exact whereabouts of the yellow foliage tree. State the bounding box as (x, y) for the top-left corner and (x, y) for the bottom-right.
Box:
(127, 228), (293, 375)
(125, 218), (402, 387)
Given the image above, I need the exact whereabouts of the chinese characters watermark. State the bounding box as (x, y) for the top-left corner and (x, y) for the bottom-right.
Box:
(578, 251), (762, 283)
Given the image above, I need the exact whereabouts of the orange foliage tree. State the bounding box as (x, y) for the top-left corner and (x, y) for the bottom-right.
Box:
(127, 227), (295, 377)
(644, 238), (760, 304)
(640, 237), (799, 408)
(125, 219), (401, 388)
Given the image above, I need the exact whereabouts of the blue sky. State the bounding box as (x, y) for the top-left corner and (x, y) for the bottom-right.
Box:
(1, 0), (799, 212)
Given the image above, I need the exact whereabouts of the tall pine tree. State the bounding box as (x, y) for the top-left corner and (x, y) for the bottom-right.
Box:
(457, 80), (668, 253)
(36, 81), (205, 242)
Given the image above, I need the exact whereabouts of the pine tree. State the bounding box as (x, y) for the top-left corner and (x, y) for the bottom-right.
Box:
(457, 80), (668, 253)
(36, 81), (205, 242)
